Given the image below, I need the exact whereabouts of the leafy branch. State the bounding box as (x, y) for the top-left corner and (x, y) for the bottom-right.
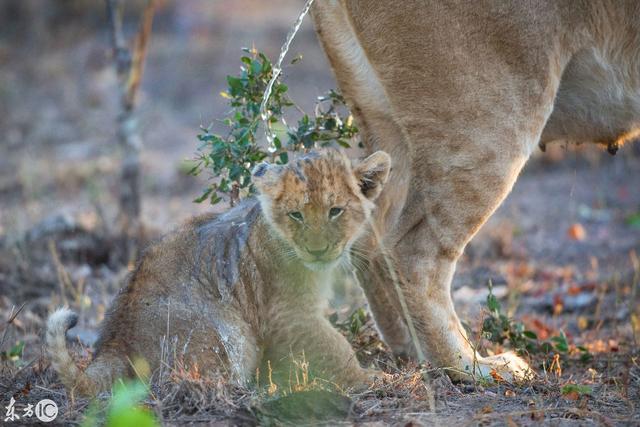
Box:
(190, 48), (358, 206)
(482, 282), (592, 362)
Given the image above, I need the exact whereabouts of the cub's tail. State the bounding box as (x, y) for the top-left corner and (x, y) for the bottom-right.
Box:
(46, 308), (111, 396)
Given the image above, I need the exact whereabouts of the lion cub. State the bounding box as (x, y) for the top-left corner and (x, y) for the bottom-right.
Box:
(46, 149), (391, 395)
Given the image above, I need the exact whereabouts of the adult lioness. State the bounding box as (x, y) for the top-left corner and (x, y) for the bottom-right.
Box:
(46, 149), (390, 395)
(312, 0), (639, 380)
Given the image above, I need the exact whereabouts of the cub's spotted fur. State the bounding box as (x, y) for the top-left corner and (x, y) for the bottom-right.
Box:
(46, 149), (390, 395)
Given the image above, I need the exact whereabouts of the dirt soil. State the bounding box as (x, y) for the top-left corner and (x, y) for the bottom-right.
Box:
(1, 1), (639, 425)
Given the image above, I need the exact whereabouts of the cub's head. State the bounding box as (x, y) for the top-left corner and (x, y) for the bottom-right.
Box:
(252, 149), (391, 270)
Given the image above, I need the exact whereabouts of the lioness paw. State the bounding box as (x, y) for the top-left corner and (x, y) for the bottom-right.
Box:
(478, 351), (533, 382)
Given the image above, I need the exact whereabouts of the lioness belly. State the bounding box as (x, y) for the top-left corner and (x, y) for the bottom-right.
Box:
(542, 46), (640, 146)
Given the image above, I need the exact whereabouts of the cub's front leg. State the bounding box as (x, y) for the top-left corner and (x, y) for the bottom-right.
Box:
(263, 312), (376, 389)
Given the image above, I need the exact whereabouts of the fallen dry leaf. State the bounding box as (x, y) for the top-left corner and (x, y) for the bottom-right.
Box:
(523, 316), (553, 340)
(490, 369), (506, 383)
(567, 223), (586, 241)
(553, 294), (564, 315)
(577, 316), (589, 330)
(567, 284), (583, 295)
(563, 391), (580, 401)
(480, 405), (493, 414)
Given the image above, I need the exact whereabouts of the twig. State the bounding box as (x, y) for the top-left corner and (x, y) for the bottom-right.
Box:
(48, 239), (73, 306)
(124, 0), (155, 109)
(0, 302), (26, 351)
(367, 217), (426, 364)
(259, 0), (315, 149)
(11, 357), (37, 380)
(105, 0), (156, 264)
(34, 385), (67, 397)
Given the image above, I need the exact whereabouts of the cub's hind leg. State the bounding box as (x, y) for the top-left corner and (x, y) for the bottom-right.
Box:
(124, 299), (260, 385)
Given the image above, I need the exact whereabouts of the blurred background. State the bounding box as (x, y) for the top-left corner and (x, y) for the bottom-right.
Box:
(0, 1), (638, 423)
(0, 0), (337, 235)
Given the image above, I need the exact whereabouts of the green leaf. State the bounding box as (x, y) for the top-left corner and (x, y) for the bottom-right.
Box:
(107, 408), (157, 427)
(551, 331), (569, 353)
(109, 381), (147, 414)
(485, 280), (501, 313)
(349, 308), (367, 336)
(227, 76), (243, 94)
(218, 178), (229, 192)
(336, 139), (351, 148)
(1, 341), (25, 362)
(106, 381), (158, 427)
(250, 59), (263, 75)
(229, 164), (243, 181)
(523, 330), (538, 340)
(486, 293), (500, 313)
(9, 341), (24, 358)
(539, 342), (553, 353)
(627, 212), (640, 229)
(193, 187), (213, 203)
(278, 152), (289, 164)
(273, 136), (282, 150)
(577, 345), (593, 362)
(561, 384), (592, 396)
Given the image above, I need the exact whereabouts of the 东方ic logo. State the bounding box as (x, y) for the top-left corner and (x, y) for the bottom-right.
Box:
(4, 397), (58, 423)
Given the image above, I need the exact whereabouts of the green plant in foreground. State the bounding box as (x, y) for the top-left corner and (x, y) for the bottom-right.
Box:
(561, 383), (592, 396)
(82, 380), (158, 427)
(481, 282), (592, 362)
(330, 307), (368, 338)
(627, 211), (640, 229)
(190, 47), (358, 205)
(0, 341), (25, 367)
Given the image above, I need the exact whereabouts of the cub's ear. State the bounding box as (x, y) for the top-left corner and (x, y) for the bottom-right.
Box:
(252, 162), (281, 195)
(354, 150), (391, 200)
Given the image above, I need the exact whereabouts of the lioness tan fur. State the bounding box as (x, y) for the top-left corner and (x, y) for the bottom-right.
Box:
(46, 149), (391, 395)
(312, 0), (640, 380)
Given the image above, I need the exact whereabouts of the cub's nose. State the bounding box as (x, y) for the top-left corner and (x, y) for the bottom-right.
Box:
(306, 245), (329, 258)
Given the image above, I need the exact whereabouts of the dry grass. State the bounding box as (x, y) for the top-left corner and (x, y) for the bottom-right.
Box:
(1, 217), (639, 425)
(1, 156), (639, 424)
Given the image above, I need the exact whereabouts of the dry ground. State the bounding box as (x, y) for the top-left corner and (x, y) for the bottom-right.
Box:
(1, 1), (639, 425)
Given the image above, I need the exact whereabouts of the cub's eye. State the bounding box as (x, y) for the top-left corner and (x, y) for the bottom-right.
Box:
(288, 211), (304, 222)
(329, 207), (344, 220)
